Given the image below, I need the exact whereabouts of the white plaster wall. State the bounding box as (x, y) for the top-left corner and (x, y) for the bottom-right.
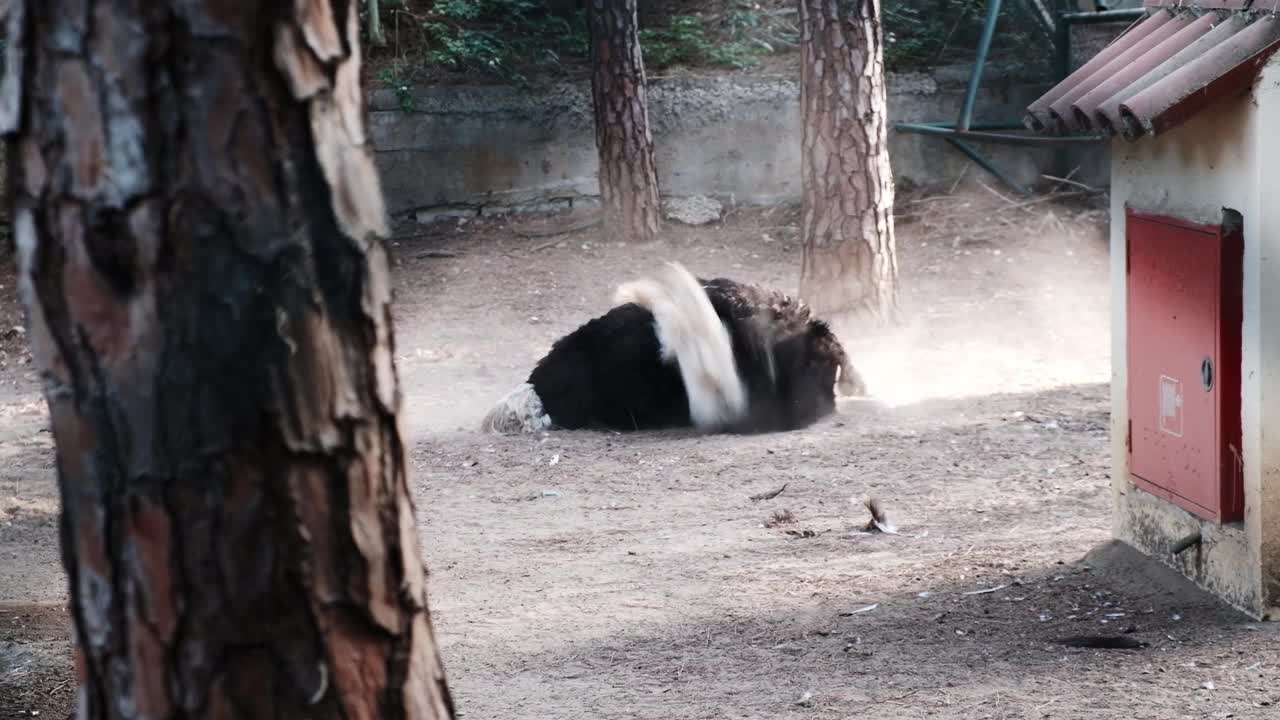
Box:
(1252, 63), (1280, 615)
(1107, 70), (1280, 618)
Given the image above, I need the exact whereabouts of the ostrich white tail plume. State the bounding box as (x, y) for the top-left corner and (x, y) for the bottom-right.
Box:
(614, 262), (748, 430)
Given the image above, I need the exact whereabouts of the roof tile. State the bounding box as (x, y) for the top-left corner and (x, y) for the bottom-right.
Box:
(1072, 11), (1221, 132)
(1025, 10), (1172, 133)
(1120, 13), (1280, 139)
(1095, 13), (1248, 134)
(1025, 5), (1280, 141)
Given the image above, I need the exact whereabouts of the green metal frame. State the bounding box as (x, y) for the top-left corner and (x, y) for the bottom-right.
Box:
(893, 1), (1145, 195)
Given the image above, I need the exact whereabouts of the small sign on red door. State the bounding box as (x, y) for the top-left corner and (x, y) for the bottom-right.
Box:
(1159, 374), (1184, 437)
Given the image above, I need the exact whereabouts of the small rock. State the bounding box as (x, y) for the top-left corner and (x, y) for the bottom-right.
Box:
(416, 205), (476, 224)
(523, 489), (561, 501)
(663, 195), (723, 226)
(479, 205), (512, 218)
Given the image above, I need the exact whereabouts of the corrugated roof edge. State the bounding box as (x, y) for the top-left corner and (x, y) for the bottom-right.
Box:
(1094, 12), (1248, 136)
(1024, 10), (1161, 134)
(1070, 11), (1221, 135)
(1119, 13), (1280, 140)
(1048, 11), (1195, 133)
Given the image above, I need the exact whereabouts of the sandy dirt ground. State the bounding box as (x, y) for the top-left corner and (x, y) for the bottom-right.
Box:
(2, 191), (1278, 720)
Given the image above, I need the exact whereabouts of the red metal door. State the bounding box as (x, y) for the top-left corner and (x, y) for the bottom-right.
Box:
(1125, 208), (1243, 523)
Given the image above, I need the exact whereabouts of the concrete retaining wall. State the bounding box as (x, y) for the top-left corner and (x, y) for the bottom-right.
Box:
(369, 67), (1109, 219)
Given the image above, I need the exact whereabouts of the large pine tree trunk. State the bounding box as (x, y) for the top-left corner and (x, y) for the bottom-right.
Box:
(0, 2), (454, 719)
(587, 0), (663, 243)
(797, 0), (899, 327)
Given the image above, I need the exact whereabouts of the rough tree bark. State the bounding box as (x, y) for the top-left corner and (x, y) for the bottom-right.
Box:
(587, 0), (662, 243)
(0, 2), (454, 719)
(797, 0), (900, 327)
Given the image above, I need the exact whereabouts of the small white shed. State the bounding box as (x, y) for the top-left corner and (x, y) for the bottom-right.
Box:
(1026, 0), (1280, 618)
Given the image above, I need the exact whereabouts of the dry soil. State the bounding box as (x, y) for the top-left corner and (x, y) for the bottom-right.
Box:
(2, 191), (1277, 720)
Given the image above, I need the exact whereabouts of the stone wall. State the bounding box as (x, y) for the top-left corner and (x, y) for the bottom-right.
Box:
(369, 67), (1110, 219)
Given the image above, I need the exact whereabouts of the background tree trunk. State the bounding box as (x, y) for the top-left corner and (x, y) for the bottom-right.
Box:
(0, 2), (454, 719)
(797, 0), (900, 327)
(587, 0), (663, 243)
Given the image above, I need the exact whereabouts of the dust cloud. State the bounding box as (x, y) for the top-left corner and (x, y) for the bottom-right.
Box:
(841, 215), (1111, 408)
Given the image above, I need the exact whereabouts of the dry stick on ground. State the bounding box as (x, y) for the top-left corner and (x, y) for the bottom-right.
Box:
(750, 483), (788, 501)
(1043, 165), (1083, 193)
(877, 688), (923, 704)
(976, 178), (1033, 212)
(514, 218), (605, 242)
(949, 162), (970, 194)
(1006, 190), (1090, 211)
(1041, 174), (1101, 193)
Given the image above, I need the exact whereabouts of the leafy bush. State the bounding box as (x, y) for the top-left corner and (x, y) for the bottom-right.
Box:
(366, 0), (1051, 94)
(418, 0), (589, 85)
(883, 0), (1052, 74)
(640, 8), (780, 71)
(371, 0), (789, 89)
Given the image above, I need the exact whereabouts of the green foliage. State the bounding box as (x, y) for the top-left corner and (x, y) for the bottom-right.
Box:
(373, 0), (790, 91)
(413, 0), (590, 86)
(882, 0), (1051, 74)
(640, 7), (779, 71)
(640, 16), (711, 68)
(367, 0), (1051, 95)
(376, 66), (418, 112)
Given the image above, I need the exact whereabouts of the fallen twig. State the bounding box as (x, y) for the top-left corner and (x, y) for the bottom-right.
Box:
(514, 217), (603, 240)
(949, 162), (969, 194)
(977, 178), (1029, 211)
(1043, 164), (1082, 192)
(750, 483), (788, 501)
(529, 239), (562, 253)
(1041, 173), (1101, 193)
(877, 688), (922, 704)
(840, 603), (879, 616)
(1005, 190), (1089, 211)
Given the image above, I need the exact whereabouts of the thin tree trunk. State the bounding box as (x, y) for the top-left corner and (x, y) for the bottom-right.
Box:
(797, 0), (899, 327)
(0, 2), (454, 719)
(588, 0), (663, 243)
